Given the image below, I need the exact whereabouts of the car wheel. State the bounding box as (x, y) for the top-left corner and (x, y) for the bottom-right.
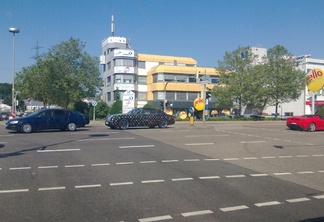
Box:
(110, 126), (116, 129)
(158, 119), (167, 128)
(21, 123), (32, 133)
(67, 122), (77, 131)
(308, 123), (316, 132)
(119, 119), (129, 130)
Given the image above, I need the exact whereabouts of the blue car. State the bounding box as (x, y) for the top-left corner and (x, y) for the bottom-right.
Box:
(5, 108), (88, 133)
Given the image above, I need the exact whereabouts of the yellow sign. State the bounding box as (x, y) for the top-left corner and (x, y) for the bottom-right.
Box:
(193, 97), (204, 111)
(166, 108), (173, 115)
(307, 68), (324, 92)
(179, 111), (187, 120)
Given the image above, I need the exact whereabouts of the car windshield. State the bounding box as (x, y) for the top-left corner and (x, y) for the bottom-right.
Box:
(127, 108), (141, 115)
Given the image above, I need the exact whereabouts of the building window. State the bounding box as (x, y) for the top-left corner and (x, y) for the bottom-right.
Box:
(188, 92), (199, 100)
(138, 92), (147, 101)
(211, 78), (219, 84)
(138, 76), (147, 84)
(107, 76), (111, 86)
(176, 92), (186, 100)
(108, 61), (111, 70)
(138, 61), (145, 68)
(115, 59), (134, 67)
(123, 75), (133, 83)
(115, 75), (121, 83)
(107, 92), (111, 101)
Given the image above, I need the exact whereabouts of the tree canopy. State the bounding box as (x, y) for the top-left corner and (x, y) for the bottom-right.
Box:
(15, 38), (102, 109)
(214, 45), (306, 116)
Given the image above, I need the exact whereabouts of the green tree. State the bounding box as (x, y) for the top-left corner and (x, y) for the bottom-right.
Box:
(264, 45), (306, 117)
(73, 100), (89, 114)
(109, 100), (122, 114)
(0, 83), (12, 106)
(16, 38), (102, 109)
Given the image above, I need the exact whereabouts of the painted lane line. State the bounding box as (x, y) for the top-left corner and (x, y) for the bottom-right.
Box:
(220, 205), (249, 212)
(318, 170), (324, 173)
(313, 154), (324, 157)
(204, 158), (220, 161)
(78, 137), (135, 141)
(224, 158), (239, 161)
(116, 162), (134, 165)
(243, 157), (258, 160)
(186, 134), (228, 137)
(181, 210), (213, 217)
(225, 175), (246, 178)
(250, 174), (269, 177)
(255, 201), (281, 207)
(297, 171), (314, 174)
(138, 215), (173, 222)
(296, 155), (309, 158)
(91, 163), (110, 166)
(185, 143), (215, 146)
(184, 159), (200, 162)
(75, 184), (101, 189)
(38, 166), (58, 169)
(72, 132), (119, 135)
(119, 145), (155, 149)
(278, 156), (293, 158)
(171, 178), (194, 181)
(240, 141), (266, 144)
(141, 180), (165, 184)
(0, 168), (2, 171)
(286, 197), (310, 203)
(140, 161), (157, 164)
(110, 182), (133, 186)
(261, 156), (276, 159)
(274, 172), (292, 176)
(162, 160), (179, 163)
(9, 167), (31, 170)
(37, 149), (80, 152)
(313, 195), (324, 199)
(38, 187), (65, 191)
(199, 176), (220, 180)
(65, 165), (85, 168)
(0, 189), (29, 194)
(304, 143), (314, 145)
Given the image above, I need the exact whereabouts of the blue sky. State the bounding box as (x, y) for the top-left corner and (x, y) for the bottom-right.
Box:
(1, 0), (324, 83)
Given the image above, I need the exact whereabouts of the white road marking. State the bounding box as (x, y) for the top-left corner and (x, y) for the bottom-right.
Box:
(274, 172), (292, 176)
(297, 171), (314, 174)
(0, 189), (29, 193)
(296, 155), (309, 157)
(38, 186), (65, 191)
(78, 137), (135, 141)
(110, 182), (133, 186)
(313, 195), (324, 199)
(199, 176), (220, 180)
(318, 170), (324, 173)
(37, 149), (80, 152)
(75, 184), (101, 189)
(286, 197), (310, 203)
(220, 205), (249, 212)
(184, 159), (200, 162)
(278, 156), (293, 158)
(186, 134), (228, 137)
(38, 166), (58, 169)
(172, 178), (194, 181)
(240, 141), (266, 144)
(140, 161), (157, 164)
(116, 162), (134, 165)
(261, 156), (275, 159)
(250, 174), (268, 177)
(255, 201), (281, 207)
(204, 158), (220, 161)
(225, 175), (246, 178)
(72, 132), (119, 135)
(91, 163), (110, 166)
(162, 160), (179, 163)
(65, 165), (85, 168)
(119, 145), (155, 149)
(141, 180), (165, 184)
(313, 154), (324, 157)
(139, 215), (173, 222)
(243, 157), (258, 160)
(181, 210), (213, 217)
(9, 167), (31, 170)
(224, 158), (239, 161)
(185, 143), (215, 146)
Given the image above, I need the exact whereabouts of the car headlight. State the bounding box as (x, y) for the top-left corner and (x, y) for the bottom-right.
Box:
(10, 120), (19, 124)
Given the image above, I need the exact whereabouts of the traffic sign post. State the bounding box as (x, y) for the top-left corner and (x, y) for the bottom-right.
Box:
(92, 101), (97, 122)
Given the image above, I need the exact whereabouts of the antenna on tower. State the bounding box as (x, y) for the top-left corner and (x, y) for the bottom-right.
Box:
(111, 15), (114, 36)
(31, 40), (43, 59)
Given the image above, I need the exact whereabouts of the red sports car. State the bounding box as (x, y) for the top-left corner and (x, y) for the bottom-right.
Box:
(286, 115), (324, 132)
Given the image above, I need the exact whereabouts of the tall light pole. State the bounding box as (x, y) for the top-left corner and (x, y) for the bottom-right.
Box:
(9, 27), (20, 115)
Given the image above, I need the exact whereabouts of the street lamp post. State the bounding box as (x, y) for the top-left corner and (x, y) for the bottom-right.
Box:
(9, 27), (20, 115)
